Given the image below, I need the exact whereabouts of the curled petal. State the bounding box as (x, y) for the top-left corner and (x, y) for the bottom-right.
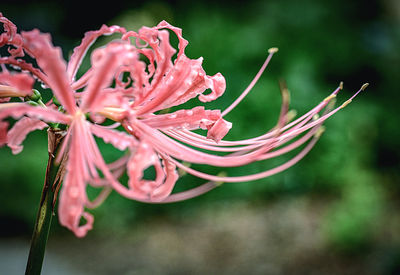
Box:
(198, 72), (226, 103)
(0, 13), (24, 57)
(206, 118), (232, 143)
(0, 70), (34, 98)
(81, 42), (136, 112)
(137, 56), (225, 114)
(128, 21), (224, 112)
(67, 24), (126, 82)
(126, 141), (178, 201)
(156, 20), (188, 59)
(150, 157), (178, 201)
(7, 117), (47, 154)
(0, 13), (17, 45)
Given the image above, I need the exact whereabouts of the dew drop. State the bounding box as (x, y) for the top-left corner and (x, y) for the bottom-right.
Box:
(168, 114), (177, 119)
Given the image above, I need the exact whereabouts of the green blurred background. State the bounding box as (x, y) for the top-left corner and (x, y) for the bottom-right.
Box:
(0, 0), (399, 274)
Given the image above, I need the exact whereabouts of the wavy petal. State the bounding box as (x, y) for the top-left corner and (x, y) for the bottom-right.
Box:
(0, 70), (34, 98)
(58, 125), (92, 237)
(149, 157), (178, 201)
(67, 24), (126, 82)
(0, 57), (49, 86)
(126, 141), (177, 200)
(7, 117), (47, 154)
(0, 13), (24, 57)
(137, 56), (224, 114)
(0, 102), (69, 124)
(81, 42), (136, 112)
(22, 30), (76, 113)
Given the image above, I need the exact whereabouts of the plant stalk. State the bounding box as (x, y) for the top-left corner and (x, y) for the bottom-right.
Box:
(25, 128), (65, 275)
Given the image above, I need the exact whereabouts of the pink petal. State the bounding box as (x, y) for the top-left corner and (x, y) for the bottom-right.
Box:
(0, 13), (24, 57)
(67, 24), (126, 82)
(58, 126), (93, 237)
(0, 13), (17, 45)
(206, 118), (232, 143)
(137, 56), (225, 115)
(7, 116), (47, 154)
(0, 102), (69, 124)
(140, 106), (221, 130)
(128, 28), (176, 108)
(198, 72), (226, 103)
(0, 70), (34, 98)
(90, 123), (137, 151)
(140, 106), (232, 142)
(80, 42), (136, 112)
(58, 116), (106, 237)
(0, 56), (49, 86)
(21, 30), (76, 114)
(126, 141), (177, 200)
(156, 20), (188, 59)
(122, 21), (225, 114)
(149, 157), (178, 201)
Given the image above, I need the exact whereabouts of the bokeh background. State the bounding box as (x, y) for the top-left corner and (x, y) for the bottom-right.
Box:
(0, 0), (399, 274)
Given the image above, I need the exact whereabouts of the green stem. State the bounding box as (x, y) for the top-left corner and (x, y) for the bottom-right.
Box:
(25, 129), (65, 275)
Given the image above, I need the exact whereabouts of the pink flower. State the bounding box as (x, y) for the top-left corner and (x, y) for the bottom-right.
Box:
(0, 13), (366, 237)
(0, 13), (135, 237)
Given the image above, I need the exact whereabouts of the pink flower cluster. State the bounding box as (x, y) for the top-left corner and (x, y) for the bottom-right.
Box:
(0, 13), (366, 237)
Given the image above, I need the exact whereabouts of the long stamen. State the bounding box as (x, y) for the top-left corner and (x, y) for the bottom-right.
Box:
(222, 47), (278, 117)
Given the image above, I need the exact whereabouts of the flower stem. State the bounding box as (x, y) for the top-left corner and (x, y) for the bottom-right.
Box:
(25, 128), (65, 275)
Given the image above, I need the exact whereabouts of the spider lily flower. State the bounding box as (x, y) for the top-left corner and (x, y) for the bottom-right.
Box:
(0, 13), (136, 237)
(0, 13), (366, 237)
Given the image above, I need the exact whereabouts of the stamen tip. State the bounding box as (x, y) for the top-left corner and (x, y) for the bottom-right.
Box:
(286, 109), (297, 121)
(361, 83), (369, 91)
(268, 47), (279, 54)
(339, 81), (344, 90)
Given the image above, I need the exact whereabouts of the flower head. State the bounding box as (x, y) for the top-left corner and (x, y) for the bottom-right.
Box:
(0, 13), (366, 237)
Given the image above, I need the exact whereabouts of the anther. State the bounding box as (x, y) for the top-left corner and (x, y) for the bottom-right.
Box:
(340, 99), (352, 109)
(268, 47), (279, 54)
(314, 126), (326, 138)
(361, 83), (369, 91)
(324, 94), (337, 102)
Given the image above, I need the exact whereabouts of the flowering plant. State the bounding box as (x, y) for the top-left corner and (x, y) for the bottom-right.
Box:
(0, 13), (366, 274)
